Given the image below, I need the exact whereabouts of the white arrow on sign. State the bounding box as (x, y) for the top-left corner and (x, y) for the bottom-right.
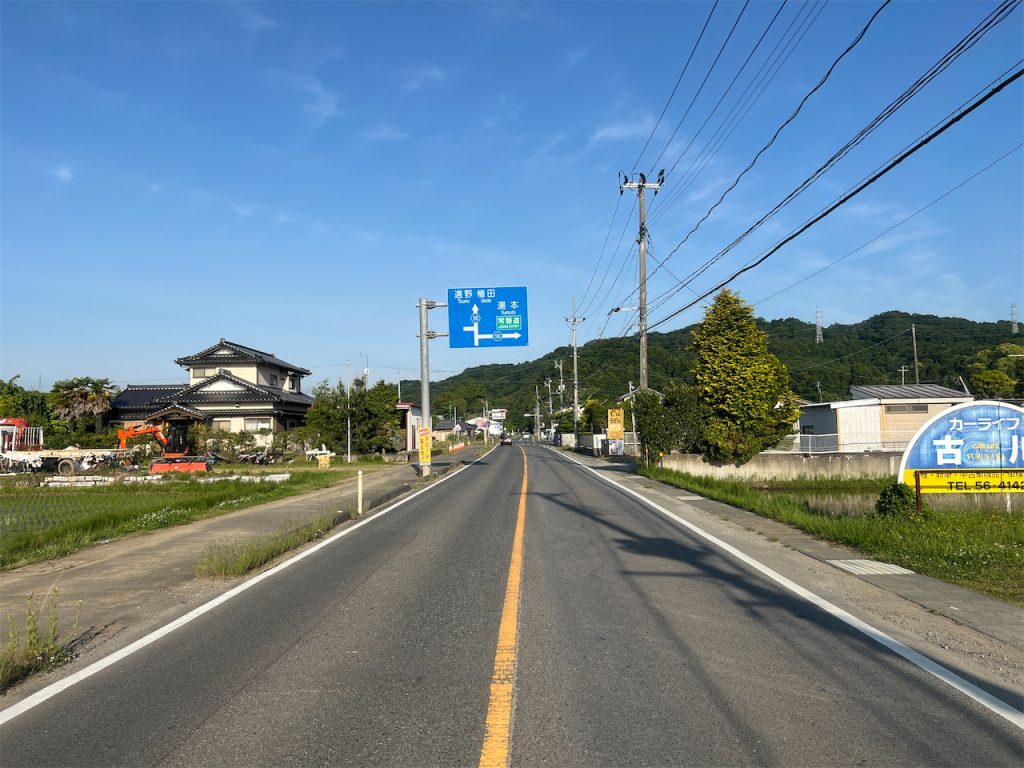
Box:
(462, 304), (522, 346)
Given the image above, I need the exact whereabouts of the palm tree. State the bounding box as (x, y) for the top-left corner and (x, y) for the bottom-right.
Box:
(49, 377), (118, 432)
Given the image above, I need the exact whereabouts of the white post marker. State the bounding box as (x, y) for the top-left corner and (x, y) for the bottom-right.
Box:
(357, 470), (363, 517)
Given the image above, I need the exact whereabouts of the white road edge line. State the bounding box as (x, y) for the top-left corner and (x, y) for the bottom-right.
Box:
(552, 448), (1024, 730)
(0, 456), (484, 727)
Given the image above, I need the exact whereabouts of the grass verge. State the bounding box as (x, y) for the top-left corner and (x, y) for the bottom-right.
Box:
(0, 472), (345, 570)
(639, 466), (1024, 605)
(195, 513), (338, 578)
(2, 588), (80, 693)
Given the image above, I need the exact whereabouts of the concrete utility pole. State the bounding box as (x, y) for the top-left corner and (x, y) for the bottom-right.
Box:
(546, 378), (553, 415)
(535, 385), (542, 441)
(620, 170), (663, 390)
(554, 359), (565, 409)
(898, 365), (909, 385)
(417, 297), (448, 477)
(567, 298), (584, 434)
(911, 324), (920, 385)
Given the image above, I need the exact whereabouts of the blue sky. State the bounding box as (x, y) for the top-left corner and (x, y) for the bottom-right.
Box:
(2, 1), (1021, 393)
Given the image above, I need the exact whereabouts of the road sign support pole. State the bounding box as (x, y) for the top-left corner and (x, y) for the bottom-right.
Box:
(417, 298), (448, 478)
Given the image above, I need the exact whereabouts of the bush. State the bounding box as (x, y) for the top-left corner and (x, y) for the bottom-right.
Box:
(874, 482), (928, 520)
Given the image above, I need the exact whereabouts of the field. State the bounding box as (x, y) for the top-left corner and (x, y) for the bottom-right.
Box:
(640, 467), (1024, 605)
(0, 462), (386, 569)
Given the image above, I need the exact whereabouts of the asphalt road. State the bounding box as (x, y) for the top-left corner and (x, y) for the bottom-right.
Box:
(2, 442), (1021, 767)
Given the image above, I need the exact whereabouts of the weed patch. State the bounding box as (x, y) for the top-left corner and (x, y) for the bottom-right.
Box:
(640, 467), (1024, 604)
(2, 588), (80, 693)
(195, 514), (335, 578)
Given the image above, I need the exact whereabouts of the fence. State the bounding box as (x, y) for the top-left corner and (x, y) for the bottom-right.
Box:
(770, 431), (918, 455)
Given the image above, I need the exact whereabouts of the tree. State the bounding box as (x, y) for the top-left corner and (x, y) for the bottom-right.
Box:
(48, 377), (118, 433)
(363, 380), (401, 452)
(663, 382), (702, 453)
(691, 289), (800, 463)
(632, 389), (681, 466)
(302, 379), (348, 450)
(971, 369), (1015, 399)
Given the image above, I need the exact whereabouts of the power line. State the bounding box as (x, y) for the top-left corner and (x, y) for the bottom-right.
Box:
(649, 0), (825, 228)
(648, 64), (1024, 332)
(649, 0), (752, 173)
(787, 328), (911, 372)
(661, 0), (891, 263)
(752, 141), (1024, 307)
(630, 0), (720, 174)
(650, 0), (1019, 304)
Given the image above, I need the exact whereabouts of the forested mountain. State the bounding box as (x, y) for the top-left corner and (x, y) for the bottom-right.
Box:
(401, 312), (1020, 431)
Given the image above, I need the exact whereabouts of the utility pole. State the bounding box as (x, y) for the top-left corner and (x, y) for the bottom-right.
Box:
(815, 381), (823, 402)
(535, 385), (542, 441)
(620, 170), (663, 390)
(417, 297), (448, 477)
(546, 378), (553, 415)
(566, 297), (584, 434)
(911, 324), (920, 385)
(346, 361), (352, 463)
(554, 359), (565, 409)
(898, 365), (909, 385)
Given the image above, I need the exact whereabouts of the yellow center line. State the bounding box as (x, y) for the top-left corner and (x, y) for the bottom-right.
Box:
(478, 446), (528, 768)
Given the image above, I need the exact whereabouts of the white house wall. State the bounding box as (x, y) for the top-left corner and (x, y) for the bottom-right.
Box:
(837, 406), (882, 452)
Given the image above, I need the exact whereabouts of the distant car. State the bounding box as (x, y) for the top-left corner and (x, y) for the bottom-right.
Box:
(500, 433), (513, 445)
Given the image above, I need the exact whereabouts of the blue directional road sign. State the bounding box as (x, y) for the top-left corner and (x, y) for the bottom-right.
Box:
(447, 286), (529, 349)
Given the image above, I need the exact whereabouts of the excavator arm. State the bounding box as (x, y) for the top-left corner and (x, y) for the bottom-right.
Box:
(118, 425), (169, 450)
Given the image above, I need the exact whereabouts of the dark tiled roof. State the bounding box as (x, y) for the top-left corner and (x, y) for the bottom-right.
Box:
(145, 403), (207, 421)
(174, 339), (311, 375)
(434, 420), (458, 430)
(111, 385), (187, 409)
(849, 384), (972, 400)
(159, 371), (276, 402)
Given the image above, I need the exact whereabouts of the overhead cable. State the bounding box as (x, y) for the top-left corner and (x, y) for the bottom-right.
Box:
(648, 64), (1024, 331)
(650, 0), (1019, 299)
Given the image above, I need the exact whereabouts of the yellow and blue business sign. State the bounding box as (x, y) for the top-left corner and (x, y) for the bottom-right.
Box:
(898, 401), (1024, 493)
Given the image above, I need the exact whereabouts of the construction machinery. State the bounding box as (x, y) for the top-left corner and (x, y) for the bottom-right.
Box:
(118, 423), (213, 473)
(0, 418), (127, 475)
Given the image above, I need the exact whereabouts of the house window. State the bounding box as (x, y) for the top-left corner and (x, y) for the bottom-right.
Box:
(193, 368), (211, 378)
(268, 374), (278, 386)
(801, 426), (815, 434)
(885, 404), (928, 414)
(212, 419), (232, 432)
(244, 417), (273, 432)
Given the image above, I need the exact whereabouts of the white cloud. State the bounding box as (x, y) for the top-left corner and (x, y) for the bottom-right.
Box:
(276, 212), (294, 224)
(590, 117), (655, 143)
(51, 165), (74, 183)
(233, 205), (252, 217)
(148, 182), (164, 196)
(299, 75), (341, 125)
(401, 65), (447, 91)
(360, 123), (410, 142)
(229, 2), (276, 32)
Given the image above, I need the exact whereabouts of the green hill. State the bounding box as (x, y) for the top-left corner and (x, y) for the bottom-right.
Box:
(401, 311), (1020, 431)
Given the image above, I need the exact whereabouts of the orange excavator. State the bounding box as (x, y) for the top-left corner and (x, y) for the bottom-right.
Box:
(118, 425), (171, 452)
(117, 424), (211, 472)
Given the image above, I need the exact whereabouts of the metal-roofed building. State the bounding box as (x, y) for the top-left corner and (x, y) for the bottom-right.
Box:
(795, 384), (973, 453)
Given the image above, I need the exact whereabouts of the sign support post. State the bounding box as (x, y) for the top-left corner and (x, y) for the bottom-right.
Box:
(417, 298), (447, 477)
